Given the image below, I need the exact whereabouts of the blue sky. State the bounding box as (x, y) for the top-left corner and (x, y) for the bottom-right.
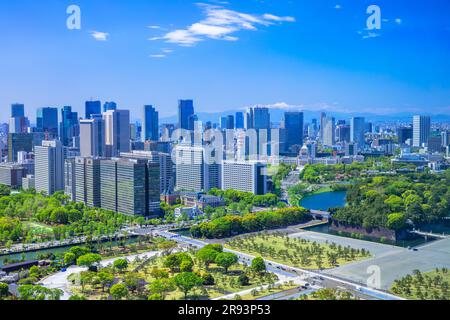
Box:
(0, 0), (449, 122)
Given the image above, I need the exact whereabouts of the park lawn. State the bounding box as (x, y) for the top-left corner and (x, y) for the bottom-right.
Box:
(391, 269), (450, 300)
(71, 252), (281, 301)
(136, 257), (277, 300)
(311, 186), (333, 195)
(226, 234), (371, 270)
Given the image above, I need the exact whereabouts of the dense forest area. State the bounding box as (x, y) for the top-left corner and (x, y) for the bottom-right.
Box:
(0, 188), (135, 247)
(331, 170), (450, 230)
(190, 207), (309, 239)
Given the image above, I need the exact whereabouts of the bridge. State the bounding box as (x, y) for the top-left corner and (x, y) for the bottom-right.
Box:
(309, 210), (331, 220)
(410, 230), (449, 240)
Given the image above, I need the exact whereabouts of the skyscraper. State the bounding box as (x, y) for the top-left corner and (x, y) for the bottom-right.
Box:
(351, 117), (366, 148)
(413, 115), (431, 147)
(60, 106), (79, 147)
(85, 100), (101, 119)
(36, 107), (58, 137)
(80, 117), (105, 157)
(220, 116), (227, 129)
(103, 101), (117, 113)
(253, 107), (270, 130)
(319, 112), (327, 142)
(11, 104), (25, 118)
(35, 140), (64, 195)
(143, 105), (159, 141)
(235, 112), (244, 129)
(283, 111), (304, 154)
(226, 115), (235, 130)
(100, 157), (160, 216)
(178, 100), (194, 130)
(323, 117), (336, 147)
(103, 110), (130, 157)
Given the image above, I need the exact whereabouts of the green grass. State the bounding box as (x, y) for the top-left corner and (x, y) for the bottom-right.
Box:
(391, 269), (450, 300)
(70, 252), (278, 300)
(226, 233), (371, 270)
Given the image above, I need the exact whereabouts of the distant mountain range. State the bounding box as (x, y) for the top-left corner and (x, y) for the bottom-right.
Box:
(160, 108), (450, 125)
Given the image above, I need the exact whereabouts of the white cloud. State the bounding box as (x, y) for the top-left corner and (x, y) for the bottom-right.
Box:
(334, 5), (342, 10)
(151, 3), (295, 47)
(395, 18), (402, 25)
(149, 54), (166, 58)
(90, 31), (109, 41)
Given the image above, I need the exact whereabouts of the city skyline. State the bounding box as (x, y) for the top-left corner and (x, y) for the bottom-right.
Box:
(1, 0), (450, 122)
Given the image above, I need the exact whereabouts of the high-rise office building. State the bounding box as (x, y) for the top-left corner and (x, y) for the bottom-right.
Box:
(36, 107), (58, 137)
(74, 157), (102, 208)
(427, 135), (442, 153)
(253, 107), (270, 130)
(174, 145), (220, 193)
(8, 132), (45, 162)
(175, 145), (205, 192)
(283, 112), (304, 155)
(35, 140), (64, 195)
(143, 105), (159, 141)
(103, 110), (130, 157)
(397, 126), (413, 145)
(441, 130), (450, 147)
(222, 161), (267, 195)
(80, 117), (105, 157)
(323, 117), (336, 147)
(60, 106), (79, 147)
(85, 100), (101, 119)
(319, 112), (327, 142)
(226, 115), (235, 130)
(235, 112), (244, 129)
(413, 115), (431, 147)
(351, 117), (366, 148)
(245, 108), (254, 129)
(336, 125), (351, 143)
(226, 115), (234, 130)
(11, 104), (25, 118)
(100, 157), (160, 216)
(220, 117), (227, 129)
(64, 158), (76, 201)
(178, 100), (195, 130)
(9, 117), (28, 134)
(121, 150), (173, 194)
(103, 101), (117, 113)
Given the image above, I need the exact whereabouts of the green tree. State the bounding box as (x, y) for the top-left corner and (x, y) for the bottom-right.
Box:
(64, 252), (77, 266)
(110, 283), (129, 300)
(113, 259), (129, 272)
(174, 272), (203, 299)
(148, 278), (175, 300)
(215, 252), (239, 273)
(77, 253), (102, 268)
(0, 282), (9, 298)
(250, 257), (266, 275)
(97, 271), (115, 292)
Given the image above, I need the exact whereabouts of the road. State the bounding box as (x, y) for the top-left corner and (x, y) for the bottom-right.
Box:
(325, 238), (450, 290)
(156, 231), (405, 300)
(40, 251), (160, 300)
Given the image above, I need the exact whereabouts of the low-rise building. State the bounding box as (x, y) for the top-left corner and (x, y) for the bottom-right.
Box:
(0, 163), (27, 188)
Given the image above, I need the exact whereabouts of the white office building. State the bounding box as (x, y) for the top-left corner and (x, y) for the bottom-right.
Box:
(103, 110), (130, 157)
(413, 115), (431, 147)
(35, 140), (65, 195)
(222, 160), (267, 195)
(80, 117), (105, 157)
